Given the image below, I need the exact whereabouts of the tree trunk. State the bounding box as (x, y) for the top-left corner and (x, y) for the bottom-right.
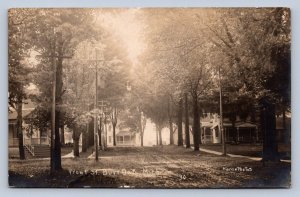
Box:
(112, 107), (118, 146)
(82, 129), (87, 153)
(98, 117), (102, 150)
(53, 35), (63, 171)
(185, 93), (190, 148)
(88, 119), (94, 147)
(260, 97), (280, 162)
(158, 125), (162, 146)
(54, 110), (62, 170)
(177, 99), (183, 146)
(73, 138), (80, 157)
(104, 119), (107, 149)
(112, 123), (117, 146)
(156, 128), (158, 145)
(72, 125), (82, 157)
(192, 95), (200, 151)
(60, 124), (65, 146)
(139, 131), (143, 147)
(16, 101), (25, 160)
(168, 97), (174, 145)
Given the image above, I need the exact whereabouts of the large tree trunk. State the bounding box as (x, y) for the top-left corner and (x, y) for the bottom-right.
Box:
(157, 125), (162, 146)
(177, 99), (183, 146)
(141, 131), (144, 147)
(72, 125), (82, 157)
(82, 129), (87, 153)
(72, 126), (80, 157)
(88, 119), (94, 147)
(54, 110), (62, 170)
(16, 101), (25, 160)
(104, 119), (107, 149)
(60, 124), (65, 146)
(53, 35), (64, 171)
(192, 95), (200, 151)
(184, 93), (190, 148)
(260, 97), (280, 162)
(73, 138), (80, 157)
(168, 97), (174, 145)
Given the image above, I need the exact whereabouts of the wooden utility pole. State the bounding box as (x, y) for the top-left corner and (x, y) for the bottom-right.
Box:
(219, 66), (226, 156)
(42, 31), (72, 173)
(94, 52), (99, 161)
(93, 48), (106, 160)
(50, 44), (56, 173)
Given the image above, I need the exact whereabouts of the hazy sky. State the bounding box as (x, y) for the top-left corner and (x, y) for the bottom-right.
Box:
(97, 9), (145, 66)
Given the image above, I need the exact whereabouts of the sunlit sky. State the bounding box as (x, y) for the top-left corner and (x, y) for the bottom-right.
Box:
(97, 9), (145, 66)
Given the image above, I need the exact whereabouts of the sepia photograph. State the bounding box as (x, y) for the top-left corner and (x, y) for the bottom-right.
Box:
(8, 8), (291, 188)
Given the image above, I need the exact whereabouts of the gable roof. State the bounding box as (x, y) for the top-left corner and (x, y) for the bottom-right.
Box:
(236, 122), (257, 128)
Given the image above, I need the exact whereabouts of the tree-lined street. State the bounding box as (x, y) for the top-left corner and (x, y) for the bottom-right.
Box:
(8, 8), (291, 188)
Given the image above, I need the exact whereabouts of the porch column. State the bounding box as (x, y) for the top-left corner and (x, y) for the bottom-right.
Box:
(237, 127), (240, 142)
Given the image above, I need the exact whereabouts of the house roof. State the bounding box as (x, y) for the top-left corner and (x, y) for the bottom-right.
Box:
(211, 121), (257, 129)
(236, 122), (257, 128)
(116, 130), (135, 136)
(211, 122), (232, 128)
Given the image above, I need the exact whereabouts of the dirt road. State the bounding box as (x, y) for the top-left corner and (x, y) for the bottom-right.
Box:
(9, 145), (290, 188)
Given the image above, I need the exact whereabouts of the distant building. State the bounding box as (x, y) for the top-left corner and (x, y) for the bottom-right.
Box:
(116, 130), (136, 146)
(200, 113), (259, 144)
(8, 100), (44, 147)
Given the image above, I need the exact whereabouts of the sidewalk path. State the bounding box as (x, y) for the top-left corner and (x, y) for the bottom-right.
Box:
(193, 146), (291, 163)
(62, 146), (82, 158)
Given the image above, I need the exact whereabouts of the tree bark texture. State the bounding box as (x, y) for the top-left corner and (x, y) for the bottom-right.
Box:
(168, 97), (174, 145)
(192, 95), (200, 151)
(60, 124), (65, 146)
(177, 99), (183, 146)
(260, 97), (280, 162)
(17, 101), (25, 160)
(185, 93), (190, 148)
